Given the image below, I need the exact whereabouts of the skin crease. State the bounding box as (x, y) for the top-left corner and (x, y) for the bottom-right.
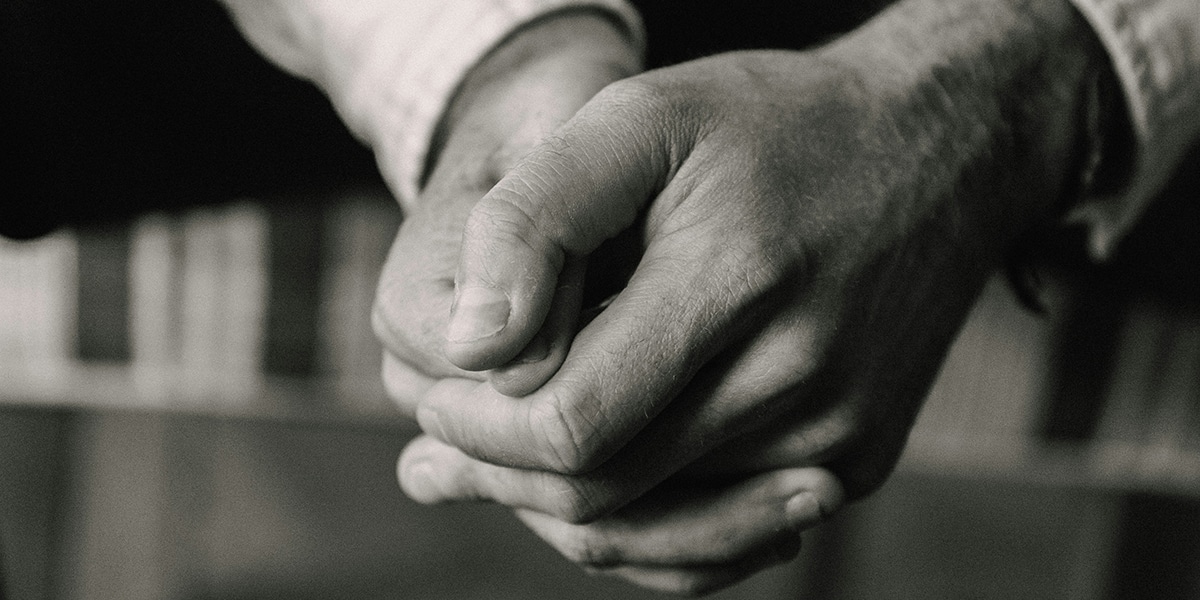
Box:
(374, 0), (1108, 594)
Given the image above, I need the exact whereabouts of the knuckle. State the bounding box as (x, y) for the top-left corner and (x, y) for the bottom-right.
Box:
(727, 227), (804, 293)
(463, 189), (564, 272)
(530, 398), (600, 475)
(597, 77), (677, 117)
(750, 324), (828, 393)
(491, 142), (614, 254)
(463, 193), (537, 248)
(593, 77), (701, 155)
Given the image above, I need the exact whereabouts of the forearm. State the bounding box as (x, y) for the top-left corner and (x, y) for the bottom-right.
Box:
(426, 11), (642, 185)
(822, 0), (1109, 247)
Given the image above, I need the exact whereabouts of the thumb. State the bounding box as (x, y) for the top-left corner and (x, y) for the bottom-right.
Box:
(444, 84), (676, 371)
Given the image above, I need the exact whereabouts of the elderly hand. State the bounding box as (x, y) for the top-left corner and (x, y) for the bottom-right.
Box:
(397, 0), (1106, 593)
(370, 10), (850, 595)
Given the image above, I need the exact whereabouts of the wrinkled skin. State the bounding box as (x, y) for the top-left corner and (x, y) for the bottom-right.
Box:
(373, 15), (846, 594)
(376, 1), (1103, 594)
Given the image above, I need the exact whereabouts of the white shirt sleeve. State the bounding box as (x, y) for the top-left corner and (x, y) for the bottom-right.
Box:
(218, 0), (644, 211)
(1067, 0), (1200, 259)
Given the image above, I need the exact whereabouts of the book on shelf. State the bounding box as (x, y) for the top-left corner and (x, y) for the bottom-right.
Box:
(905, 278), (1056, 472)
(905, 281), (1200, 495)
(1138, 314), (1200, 483)
(0, 230), (77, 386)
(1088, 301), (1200, 492)
(1, 192), (402, 423)
(175, 202), (270, 403)
(129, 210), (182, 397)
(219, 201), (270, 395)
(178, 206), (225, 394)
(75, 223), (131, 363)
(262, 200), (324, 378)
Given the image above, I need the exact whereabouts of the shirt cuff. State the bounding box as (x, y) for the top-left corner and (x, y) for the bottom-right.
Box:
(340, 0), (644, 211)
(1066, 0), (1200, 260)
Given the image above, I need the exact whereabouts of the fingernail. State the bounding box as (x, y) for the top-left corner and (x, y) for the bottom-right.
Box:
(401, 461), (441, 504)
(448, 285), (510, 343)
(785, 492), (823, 530)
(512, 335), (549, 364)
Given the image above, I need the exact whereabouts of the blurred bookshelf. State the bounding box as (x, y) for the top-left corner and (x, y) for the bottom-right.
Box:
(0, 190), (406, 429)
(5, 190), (1198, 494)
(901, 277), (1200, 499)
(3, 189), (1200, 600)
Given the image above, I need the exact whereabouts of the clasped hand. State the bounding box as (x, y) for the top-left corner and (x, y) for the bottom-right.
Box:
(373, 3), (1095, 594)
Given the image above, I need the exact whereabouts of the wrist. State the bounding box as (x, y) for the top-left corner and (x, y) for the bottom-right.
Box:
(428, 11), (643, 178)
(823, 0), (1110, 245)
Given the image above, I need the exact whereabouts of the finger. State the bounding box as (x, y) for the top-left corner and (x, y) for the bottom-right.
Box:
(397, 427), (847, 525)
(443, 81), (677, 372)
(512, 468), (841, 569)
(398, 415), (681, 522)
(398, 433), (631, 522)
(373, 187), (578, 392)
(487, 257), (586, 397)
(407, 315), (841, 519)
(373, 196), (480, 380)
(380, 352), (437, 418)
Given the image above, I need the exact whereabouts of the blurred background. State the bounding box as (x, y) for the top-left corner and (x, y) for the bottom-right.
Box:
(2, 1), (1199, 598)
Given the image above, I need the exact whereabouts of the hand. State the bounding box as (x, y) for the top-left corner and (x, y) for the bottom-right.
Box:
(370, 13), (849, 594)
(370, 11), (854, 595)
(399, 0), (1104, 592)
(371, 11), (642, 416)
(404, 441), (843, 595)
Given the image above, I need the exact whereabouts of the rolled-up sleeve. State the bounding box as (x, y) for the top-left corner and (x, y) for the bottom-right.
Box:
(1067, 0), (1200, 259)
(219, 0), (643, 210)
